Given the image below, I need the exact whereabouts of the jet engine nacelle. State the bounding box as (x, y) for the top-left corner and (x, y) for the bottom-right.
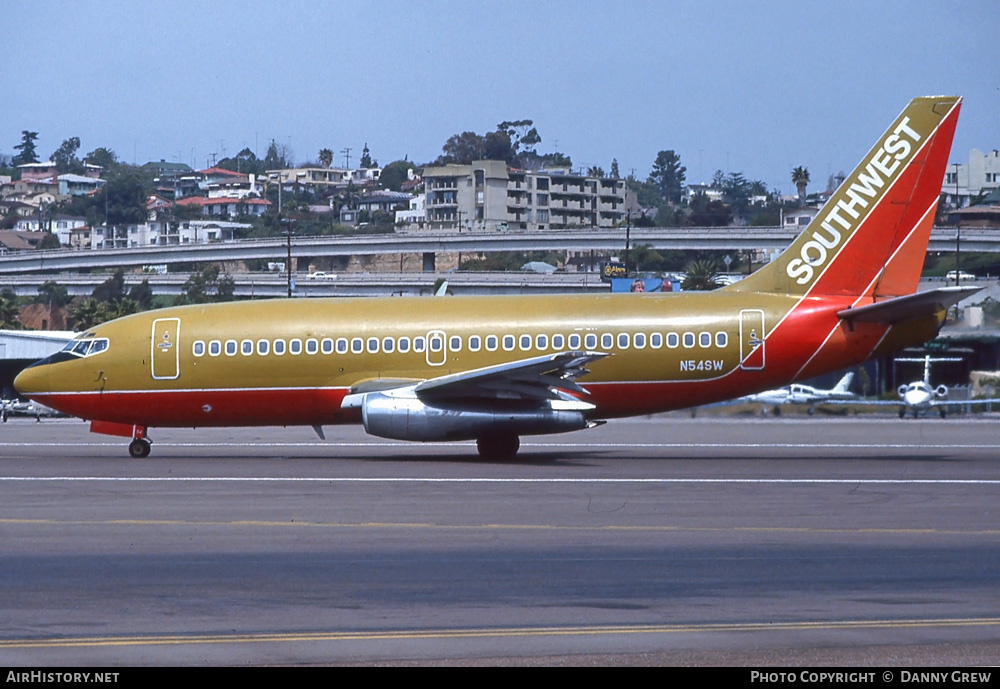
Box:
(359, 391), (590, 442)
(935, 384), (948, 398)
(897, 384), (908, 398)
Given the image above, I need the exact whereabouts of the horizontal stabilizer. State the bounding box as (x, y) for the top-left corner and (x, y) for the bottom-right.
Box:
(837, 286), (981, 324)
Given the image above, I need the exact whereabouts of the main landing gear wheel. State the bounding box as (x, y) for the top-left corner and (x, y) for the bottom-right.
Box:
(476, 433), (520, 461)
(128, 438), (151, 458)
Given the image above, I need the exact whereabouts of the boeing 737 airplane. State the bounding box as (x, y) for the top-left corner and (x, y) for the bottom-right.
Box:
(15, 96), (976, 458)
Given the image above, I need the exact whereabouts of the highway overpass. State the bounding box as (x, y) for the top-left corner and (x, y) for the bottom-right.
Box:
(0, 226), (993, 275)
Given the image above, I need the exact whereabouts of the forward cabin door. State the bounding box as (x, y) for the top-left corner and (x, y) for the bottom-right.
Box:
(151, 317), (181, 380)
(739, 309), (765, 370)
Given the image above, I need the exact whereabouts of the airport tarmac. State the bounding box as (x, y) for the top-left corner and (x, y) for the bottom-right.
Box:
(2, 414), (999, 666)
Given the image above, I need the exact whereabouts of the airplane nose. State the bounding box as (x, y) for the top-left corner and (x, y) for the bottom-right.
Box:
(14, 364), (50, 398)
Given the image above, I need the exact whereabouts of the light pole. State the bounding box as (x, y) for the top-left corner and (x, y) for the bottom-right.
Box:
(283, 219), (295, 298)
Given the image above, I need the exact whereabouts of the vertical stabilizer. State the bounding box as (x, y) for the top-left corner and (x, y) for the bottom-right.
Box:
(725, 97), (961, 298)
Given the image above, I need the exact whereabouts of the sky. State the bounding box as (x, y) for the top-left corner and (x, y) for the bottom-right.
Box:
(3, 0), (998, 195)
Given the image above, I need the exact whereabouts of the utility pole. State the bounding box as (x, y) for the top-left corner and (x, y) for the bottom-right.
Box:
(341, 147), (352, 169)
(624, 211), (632, 276)
(284, 219), (295, 298)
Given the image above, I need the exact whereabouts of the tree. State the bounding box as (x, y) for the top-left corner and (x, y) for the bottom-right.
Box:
(37, 232), (62, 250)
(100, 169), (150, 225)
(587, 166), (606, 178)
(67, 297), (110, 330)
(719, 172), (751, 218)
(51, 137), (82, 173)
(177, 265), (236, 304)
(12, 131), (40, 166)
(84, 147), (118, 171)
(688, 192), (732, 226)
(263, 140), (292, 170)
(360, 143), (377, 168)
(0, 288), (21, 328)
(792, 166), (810, 204)
(610, 159), (620, 180)
(649, 150), (686, 204)
(438, 131), (486, 165)
(681, 259), (723, 291)
(128, 279), (154, 310)
(378, 160), (412, 192)
(218, 147), (263, 175)
(92, 268), (126, 304)
(318, 148), (334, 169)
(35, 281), (69, 308)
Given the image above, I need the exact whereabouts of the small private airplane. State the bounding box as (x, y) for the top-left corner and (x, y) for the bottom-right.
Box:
(741, 372), (856, 414)
(15, 96), (976, 458)
(859, 355), (999, 418)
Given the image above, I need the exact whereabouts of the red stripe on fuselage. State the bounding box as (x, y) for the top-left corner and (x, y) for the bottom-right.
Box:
(29, 387), (359, 428)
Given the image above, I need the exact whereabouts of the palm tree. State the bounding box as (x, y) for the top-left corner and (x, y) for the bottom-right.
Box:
(318, 148), (334, 169)
(682, 259), (723, 291)
(792, 166), (810, 205)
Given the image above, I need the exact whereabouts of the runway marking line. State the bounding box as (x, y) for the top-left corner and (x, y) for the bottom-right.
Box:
(2, 516), (999, 537)
(2, 441), (998, 449)
(3, 617), (1000, 650)
(2, 476), (1000, 485)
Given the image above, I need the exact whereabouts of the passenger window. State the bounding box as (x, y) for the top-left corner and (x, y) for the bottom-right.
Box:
(666, 333), (679, 348)
(257, 339), (269, 356)
(367, 337), (379, 353)
(450, 336), (462, 352)
(429, 335), (443, 352)
(209, 340), (221, 356)
(569, 334), (582, 349)
(617, 333), (629, 349)
(193, 341), (205, 357)
(552, 334), (564, 350)
(502, 335), (515, 351)
(519, 334), (532, 351)
(306, 338), (319, 355)
(351, 338), (363, 354)
(382, 337), (394, 353)
(273, 339), (286, 355)
(225, 340), (237, 356)
(650, 333), (663, 348)
(322, 338), (334, 355)
(290, 339), (303, 355)
(699, 332), (712, 348)
(716, 332), (728, 347)
(241, 340), (253, 356)
(683, 332), (695, 348)
(486, 335), (498, 351)
(584, 333), (597, 349)
(535, 334), (548, 350)
(601, 333), (613, 349)
(469, 335), (481, 352)
(398, 337), (411, 353)
(336, 338), (347, 354)
(414, 337), (426, 353)
(634, 333), (646, 349)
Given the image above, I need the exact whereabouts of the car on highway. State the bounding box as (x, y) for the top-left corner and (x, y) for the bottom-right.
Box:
(306, 271), (337, 280)
(945, 270), (976, 281)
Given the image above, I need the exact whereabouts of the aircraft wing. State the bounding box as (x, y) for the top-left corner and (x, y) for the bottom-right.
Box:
(342, 350), (609, 409)
(837, 286), (981, 325)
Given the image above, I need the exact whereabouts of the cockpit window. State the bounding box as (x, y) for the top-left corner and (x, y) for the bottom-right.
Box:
(62, 337), (110, 358)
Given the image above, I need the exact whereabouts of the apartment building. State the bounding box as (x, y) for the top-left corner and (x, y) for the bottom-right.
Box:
(942, 149), (1000, 209)
(420, 160), (635, 231)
